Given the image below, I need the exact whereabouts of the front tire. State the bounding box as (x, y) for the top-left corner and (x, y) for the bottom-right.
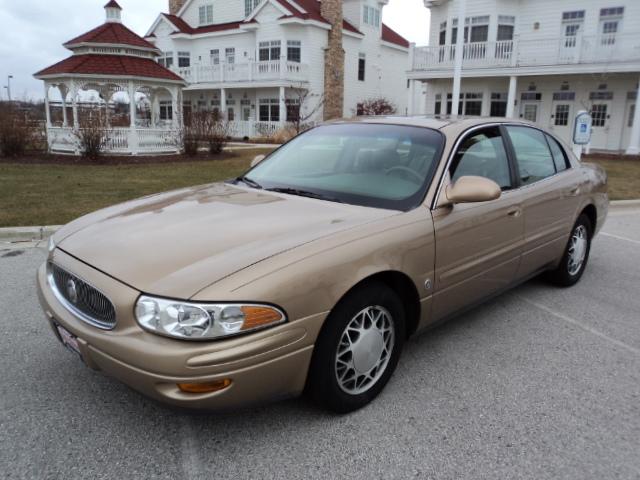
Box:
(546, 214), (592, 287)
(307, 282), (405, 413)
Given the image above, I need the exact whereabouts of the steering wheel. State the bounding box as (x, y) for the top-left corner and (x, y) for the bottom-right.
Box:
(385, 166), (423, 184)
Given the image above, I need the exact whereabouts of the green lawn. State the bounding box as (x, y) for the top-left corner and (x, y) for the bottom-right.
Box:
(0, 148), (273, 227)
(1, 151), (638, 227)
(584, 157), (640, 201)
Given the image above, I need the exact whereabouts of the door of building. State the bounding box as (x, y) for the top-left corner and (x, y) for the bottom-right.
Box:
(589, 101), (612, 150)
(559, 22), (583, 63)
(521, 102), (539, 123)
(549, 101), (573, 142)
(621, 100), (635, 151)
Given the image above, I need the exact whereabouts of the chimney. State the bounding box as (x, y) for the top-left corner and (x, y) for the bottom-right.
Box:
(321, 0), (345, 120)
(169, 0), (188, 15)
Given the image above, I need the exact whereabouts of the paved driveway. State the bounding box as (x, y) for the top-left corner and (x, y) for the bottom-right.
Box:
(1, 209), (639, 480)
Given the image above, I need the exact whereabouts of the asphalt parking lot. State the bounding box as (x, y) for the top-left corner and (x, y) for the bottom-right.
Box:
(1, 208), (639, 480)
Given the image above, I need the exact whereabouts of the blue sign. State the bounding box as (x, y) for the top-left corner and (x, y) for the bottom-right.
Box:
(573, 111), (592, 145)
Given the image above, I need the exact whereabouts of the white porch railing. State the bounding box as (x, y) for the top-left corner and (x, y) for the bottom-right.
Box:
(47, 126), (180, 155)
(175, 60), (310, 85)
(228, 121), (284, 139)
(411, 33), (640, 71)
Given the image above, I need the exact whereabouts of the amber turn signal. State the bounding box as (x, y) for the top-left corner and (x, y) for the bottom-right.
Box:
(177, 379), (232, 394)
(240, 306), (284, 331)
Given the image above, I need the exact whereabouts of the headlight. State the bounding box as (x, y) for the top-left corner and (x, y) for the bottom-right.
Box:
(135, 295), (286, 340)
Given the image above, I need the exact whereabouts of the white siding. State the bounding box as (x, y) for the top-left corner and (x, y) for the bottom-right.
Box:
(182, 0), (245, 28)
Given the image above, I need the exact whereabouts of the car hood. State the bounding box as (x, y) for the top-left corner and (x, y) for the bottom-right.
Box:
(56, 183), (397, 299)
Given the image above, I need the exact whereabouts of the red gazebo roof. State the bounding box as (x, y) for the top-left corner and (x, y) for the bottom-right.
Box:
(64, 22), (158, 50)
(35, 54), (185, 83)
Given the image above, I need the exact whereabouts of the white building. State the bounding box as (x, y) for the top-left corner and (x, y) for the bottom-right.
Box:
(407, 0), (640, 154)
(145, 0), (410, 138)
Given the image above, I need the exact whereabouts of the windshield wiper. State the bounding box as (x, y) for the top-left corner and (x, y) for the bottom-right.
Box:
(235, 176), (263, 189)
(266, 187), (344, 204)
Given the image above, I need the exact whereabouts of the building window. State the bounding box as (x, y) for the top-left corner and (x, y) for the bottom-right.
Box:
(562, 10), (585, 21)
(227, 108), (235, 121)
(158, 52), (174, 68)
(178, 51), (190, 68)
(244, 0), (260, 16)
(438, 22), (447, 45)
(363, 5), (380, 27)
(287, 41), (301, 63)
(469, 16), (489, 43)
(600, 7), (624, 17)
(199, 4), (213, 25)
(521, 92), (542, 101)
(225, 48), (235, 64)
(259, 41), (281, 61)
(259, 99), (280, 122)
(463, 93), (483, 116)
(554, 104), (570, 126)
(589, 91), (613, 101)
(286, 99), (301, 122)
(358, 53), (366, 81)
(159, 101), (173, 121)
(434, 94), (442, 115)
(591, 104), (608, 127)
(490, 93), (507, 117)
(552, 92), (576, 101)
(210, 49), (220, 65)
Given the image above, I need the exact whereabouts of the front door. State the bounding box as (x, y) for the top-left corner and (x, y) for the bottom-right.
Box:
(621, 101), (635, 151)
(432, 126), (524, 321)
(549, 101), (573, 141)
(559, 22), (583, 63)
(521, 102), (538, 123)
(589, 101), (612, 149)
(242, 107), (251, 121)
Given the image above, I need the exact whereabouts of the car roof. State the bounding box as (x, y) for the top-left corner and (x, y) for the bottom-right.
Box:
(331, 116), (539, 134)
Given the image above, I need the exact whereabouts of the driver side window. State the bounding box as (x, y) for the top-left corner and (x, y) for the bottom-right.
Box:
(450, 127), (512, 190)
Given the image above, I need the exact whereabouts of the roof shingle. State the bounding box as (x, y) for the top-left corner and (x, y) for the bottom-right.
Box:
(35, 54), (185, 82)
(64, 22), (158, 50)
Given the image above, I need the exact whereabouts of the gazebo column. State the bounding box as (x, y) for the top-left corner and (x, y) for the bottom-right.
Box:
(128, 81), (138, 155)
(279, 86), (286, 125)
(43, 83), (52, 128)
(59, 84), (69, 127)
(151, 92), (160, 128)
(171, 87), (179, 129)
(70, 81), (80, 155)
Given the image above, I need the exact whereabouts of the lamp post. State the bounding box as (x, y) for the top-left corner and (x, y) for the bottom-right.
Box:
(5, 75), (13, 101)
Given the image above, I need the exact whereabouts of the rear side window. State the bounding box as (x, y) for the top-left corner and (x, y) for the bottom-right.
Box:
(450, 127), (512, 190)
(545, 134), (570, 172)
(506, 126), (556, 186)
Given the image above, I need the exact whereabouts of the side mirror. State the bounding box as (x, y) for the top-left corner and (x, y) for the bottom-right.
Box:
(445, 176), (502, 204)
(251, 154), (266, 168)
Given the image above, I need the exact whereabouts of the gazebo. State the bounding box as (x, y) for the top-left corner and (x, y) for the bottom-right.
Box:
(34, 1), (186, 155)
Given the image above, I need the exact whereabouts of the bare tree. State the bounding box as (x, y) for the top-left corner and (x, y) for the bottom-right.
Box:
(356, 97), (397, 116)
(288, 83), (324, 134)
(0, 101), (43, 157)
(182, 110), (230, 156)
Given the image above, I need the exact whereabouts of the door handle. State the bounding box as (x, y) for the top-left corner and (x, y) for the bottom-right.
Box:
(507, 207), (522, 218)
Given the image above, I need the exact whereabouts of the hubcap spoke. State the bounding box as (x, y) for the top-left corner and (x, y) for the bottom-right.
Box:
(334, 305), (395, 395)
(567, 225), (588, 276)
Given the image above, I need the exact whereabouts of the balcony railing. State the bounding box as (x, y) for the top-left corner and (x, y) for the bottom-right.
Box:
(175, 60), (309, 85)
(411, 33), (640, 71)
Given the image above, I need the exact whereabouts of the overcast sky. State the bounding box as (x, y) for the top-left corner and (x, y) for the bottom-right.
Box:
(0, 0), (430, 101)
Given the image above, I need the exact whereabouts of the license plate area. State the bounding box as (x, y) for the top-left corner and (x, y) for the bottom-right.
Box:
(55, 323), (82, 358)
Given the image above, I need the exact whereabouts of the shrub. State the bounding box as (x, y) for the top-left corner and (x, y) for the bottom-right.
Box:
(356, 98), (397, 116)
(0, 102), (39, 157)
(182, 110), (230, 156)
(73, 108), (110, 160)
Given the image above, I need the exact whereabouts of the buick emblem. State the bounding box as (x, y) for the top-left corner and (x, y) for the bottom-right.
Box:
(66, 279), (78, 304)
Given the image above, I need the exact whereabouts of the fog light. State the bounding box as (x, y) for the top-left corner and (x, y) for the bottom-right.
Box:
(177, 379), (232, 394)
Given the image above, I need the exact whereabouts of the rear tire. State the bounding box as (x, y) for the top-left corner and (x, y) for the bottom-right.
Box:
(546, 214), (592, 287)
(307, 282), (405, 413)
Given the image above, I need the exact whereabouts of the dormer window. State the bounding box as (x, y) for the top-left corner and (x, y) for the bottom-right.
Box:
(245, 0), (260, 17)
(363, 5), (380, 27)
(199, 4), (213, 25)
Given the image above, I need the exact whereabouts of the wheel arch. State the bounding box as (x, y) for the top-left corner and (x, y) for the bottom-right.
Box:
(330, 270), (422, 339)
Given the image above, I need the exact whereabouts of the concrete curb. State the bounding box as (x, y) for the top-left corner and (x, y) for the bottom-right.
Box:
(609, 199), (640, 209)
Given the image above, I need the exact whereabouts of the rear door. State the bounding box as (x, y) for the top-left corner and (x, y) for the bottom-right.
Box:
(432, 126), (524, 321)
(503, 125), (584, 278)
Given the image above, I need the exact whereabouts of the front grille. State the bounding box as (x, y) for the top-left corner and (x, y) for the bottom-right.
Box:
(49, 263), (116, 330)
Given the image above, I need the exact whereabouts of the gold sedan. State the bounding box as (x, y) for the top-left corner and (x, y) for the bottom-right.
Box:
(37, 118), (608, 412)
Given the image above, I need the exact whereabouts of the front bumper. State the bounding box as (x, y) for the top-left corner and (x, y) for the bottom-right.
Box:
(37, 249), (325, 410)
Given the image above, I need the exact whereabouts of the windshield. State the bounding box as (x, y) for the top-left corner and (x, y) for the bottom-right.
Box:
(240, 123), (444, 211)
